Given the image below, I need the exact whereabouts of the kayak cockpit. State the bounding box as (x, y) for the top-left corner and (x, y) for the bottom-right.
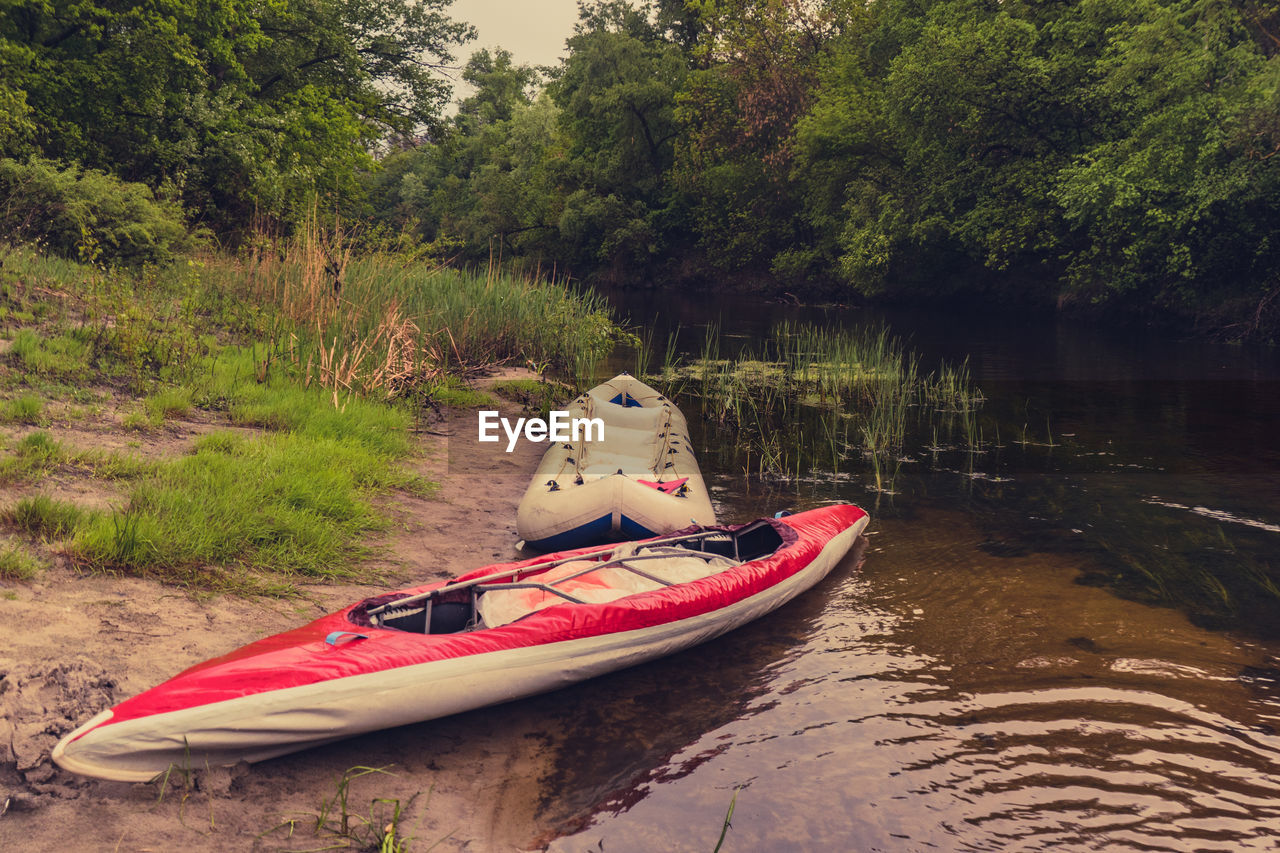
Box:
(355, 519), (790, 635)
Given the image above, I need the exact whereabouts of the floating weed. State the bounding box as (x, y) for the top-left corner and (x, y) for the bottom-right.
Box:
(1013, 417), (1060, 448)
(655, 320), (985, 492)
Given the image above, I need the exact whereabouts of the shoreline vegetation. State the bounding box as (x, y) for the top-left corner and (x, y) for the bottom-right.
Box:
(0, 231), (627, 595)
(5, 1), (1280, 340)
(647, 321), (986, 496)
(4, 231), (1274, 638)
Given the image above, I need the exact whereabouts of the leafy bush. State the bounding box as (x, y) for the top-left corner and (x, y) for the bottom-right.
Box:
(0, 158), (188, 266)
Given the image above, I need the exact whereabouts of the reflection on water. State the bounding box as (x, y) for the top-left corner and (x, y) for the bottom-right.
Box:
(528, 292), (1280, 850)
(542, 514), (1280, 851)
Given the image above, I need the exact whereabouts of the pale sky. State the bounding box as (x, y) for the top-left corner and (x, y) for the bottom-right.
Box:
(447, 0), (582, 73)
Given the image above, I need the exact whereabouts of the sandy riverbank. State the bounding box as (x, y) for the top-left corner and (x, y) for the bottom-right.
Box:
(0, 378), (569, 851)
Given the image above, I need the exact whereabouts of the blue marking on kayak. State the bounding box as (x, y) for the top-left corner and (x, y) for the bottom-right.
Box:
(526, 514), (614, 551)
(608, 392), (643, 407)
(618, 514), (658, 540)
(324, 631), (369, 646)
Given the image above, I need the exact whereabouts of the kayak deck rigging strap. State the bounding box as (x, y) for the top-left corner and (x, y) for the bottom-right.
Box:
(469, 548), (738, 630)
(366, 527), (751, 619)
(369, 545), (742, 630)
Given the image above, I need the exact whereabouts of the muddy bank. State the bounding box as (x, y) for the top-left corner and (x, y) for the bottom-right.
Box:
(0, 385), (566, 851)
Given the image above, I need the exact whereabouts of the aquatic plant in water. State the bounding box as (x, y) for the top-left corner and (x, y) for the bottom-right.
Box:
(649, 321), (985, 495)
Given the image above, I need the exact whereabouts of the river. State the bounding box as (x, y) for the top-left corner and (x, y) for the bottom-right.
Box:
(531, 290), (1280, 851)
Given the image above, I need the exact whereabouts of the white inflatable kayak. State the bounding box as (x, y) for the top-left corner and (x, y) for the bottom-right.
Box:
(516, 374), (717, 550)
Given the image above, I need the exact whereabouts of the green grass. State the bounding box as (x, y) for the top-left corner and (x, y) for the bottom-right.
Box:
(66, 353), (432, 587)
(1, 394), (45, 424)
(418, 375), (496, 409)
(144, 386), (192, 422)
(9, 328), (92, 379)
(490, 378), (574, 417)
(8, 494), (84, 539)
(71, 431), (394, 581)
(2, 240), (603, 594)
(65, 447), (152, 480)
(0, 430), (65, 483)
(0, 539), (43, 580)
(202, 224), (629, 399)
(186, 348), (414, 456)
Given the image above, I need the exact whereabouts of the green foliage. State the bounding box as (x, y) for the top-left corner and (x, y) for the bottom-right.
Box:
(549, 5), (690, 272)
(364, 0), (1280, 335)
(1, 0), (474, 234)
(370, 49), (565, 265)
(673, 0), (841, 283)
(0, 159), (188, 266)
(1051, 0), (1280, 324)
(374, 5), (695, 278)
(0, 430), (65, 483)
(0, 539), (42, 580)
(8, 495), (84, 539)
(9, 328), (92, 380)
(1, 394), (44, 425)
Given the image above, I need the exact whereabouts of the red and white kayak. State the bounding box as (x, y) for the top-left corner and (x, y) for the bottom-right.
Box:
(52, 504), (870, 782)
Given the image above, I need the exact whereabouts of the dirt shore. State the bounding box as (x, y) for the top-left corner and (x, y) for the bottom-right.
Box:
(0, 377), (569, 851)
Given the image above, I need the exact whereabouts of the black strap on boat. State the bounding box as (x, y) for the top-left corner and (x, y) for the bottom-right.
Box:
(474, 583), (587, 604)
(367, 529), (752, 618)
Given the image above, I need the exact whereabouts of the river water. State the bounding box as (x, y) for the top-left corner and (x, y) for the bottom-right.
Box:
(531, 292), (1280, 851)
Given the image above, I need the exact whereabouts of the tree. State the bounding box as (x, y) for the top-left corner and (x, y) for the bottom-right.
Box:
(548, 1), (689, 274)
(0, 0), (473, 234)
(370, 49), (564, 265)
(1053, 0), (1280, 331)
(673, 0), (847, 287)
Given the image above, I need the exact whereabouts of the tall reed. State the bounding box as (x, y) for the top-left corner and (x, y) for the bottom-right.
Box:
(205, 221), (623, 404)
(653, 320), (983, 493)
